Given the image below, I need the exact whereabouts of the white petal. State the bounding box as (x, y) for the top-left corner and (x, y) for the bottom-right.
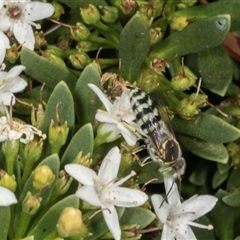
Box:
(114, 89), (132, 112)
(0, 38), (6, 65)
(24, 2), (54, 21)
(0, 15), (10, 32)
(98, 147), (121, 183)
(0, 186), (17, 206)
(95, 111), (119, 124)
(0, 31), (10, 48)
(112, 187), (148, 207)
(13, 21), (35, 50)
(0, 92), (16, 105)
(0, 134), (7, 142)
(174, 224), (197, 240)
(176, 195), (218, 221)
(64, 164), (96, 186)
(151, 194), (170, 224)
(88, 84), (113, 112)
(76, 186), (101, 207)
(164, 177), (181, 207)
(161, 224), (175, 240)
(101, 203), (121, 240)
(117, 122), (137, 146)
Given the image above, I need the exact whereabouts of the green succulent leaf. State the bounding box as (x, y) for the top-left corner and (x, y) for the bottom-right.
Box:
(172, 113), (240, 144)
(189, 162), (209, 186)
(42, 81), (74, 156)
(196, 46), (233, 96)
(61, 123), (94, 166)
(28, 195), (79, 239)
(120, 207), (155, 229)
(222, 191), (240, 207)
(178, 134), (229, 163)
(119, 12), (150, 82)
(172, 1), (240, 31)
(20, 47), (77, 92)
(212, 169), (229, 189)
(0, 207), (11, 240)
(149, 15), (230, 59)
(227, 168), (240, 190)
(75, 63), (102, 128)
(210, 189), (235, 240)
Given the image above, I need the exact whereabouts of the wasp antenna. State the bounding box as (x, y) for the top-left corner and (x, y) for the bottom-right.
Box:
(159, 178), (175, 209)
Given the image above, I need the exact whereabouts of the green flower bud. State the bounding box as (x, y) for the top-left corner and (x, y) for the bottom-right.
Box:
(182, 65), (197, 84)
(41, 51), (66, 67)
(171, 74), (191, 92)
(170, 16), (189, 31)
(31, 104), (45, 130)
(5, 44), (19, 64)
(176, 99), (199, 120)
(5, 44), (20, 63)
(76, 41), (95, 52)
(177, 3), (188, 10)
(139, 3), (155, 19)
(150, 27), (162, 45)
(51, 1), (65, 20)
(20, 138), (44, 164)
(69, 52), (91, 70)
(57, 34), (72, 50)
(80, 4), (100, 25)
(139, 12), (153, 27)
(99, 5), (119, 23)
(120, 0), (138, 15)
(48, 120), (69, 154)
(46, 45), (65, 58)
(231, 154), (240, 169)
(0, 171), (17, 192)
(34, 31), (47, 49)
(141, 67), (159, 93)
(56, 207), (88, 238)
(189, 93), (208, 108)
(33, 165), (55, 190)
(150, 0), (165, 18)
(227, 142), (240, 158)
(22, 192), (41, 215)
(70, 22), (90, 41)
(150, 58), (169, 75)
(72, 152), (92, 167)
(52, 170), (73, 197)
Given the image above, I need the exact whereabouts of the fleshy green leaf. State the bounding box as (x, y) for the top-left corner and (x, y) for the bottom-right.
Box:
(189, 162), (209, 186)
(28, 195), (79, 239)
(193, 216), (215, 240)
(196, 46), (233, 96)
(226, 168), (240, 190)
(172, 113), (240, 144)
(119, 12), (150, 82)
(217, 162), (231, 174)
(75, 63), (102, 128)
(20, 47), (77, 92)
(149, 15), (230, 59)
(0, 207), (11, 240)
(212, 168), (229, 189)
(42, 81), (75, 156)
(222, 191), (240, 207)
(178, 134), (229, 163)
(172, 1), (240, 31)
(210, 189), (235, 240)
(120, 207), (155, 229)
(61, 123), (94, 166)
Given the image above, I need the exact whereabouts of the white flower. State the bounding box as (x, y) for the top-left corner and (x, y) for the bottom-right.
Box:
(0, 65), (27, 106)
(0, 0), (54, 50)
(151, 178), (218, 240)
(0, 106), (46, 144)
(65, 146), (148, 240)
(0, 186), (17, 206)
(0, 31), (10, 65)
(88, 84), (138, 146)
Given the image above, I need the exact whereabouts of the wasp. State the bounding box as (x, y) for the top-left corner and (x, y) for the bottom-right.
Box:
(126, 86), (185, 179)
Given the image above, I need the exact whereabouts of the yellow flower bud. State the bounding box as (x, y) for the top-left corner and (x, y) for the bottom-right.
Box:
(80, 4), (100, 25)
(0, 171), (17, 192)
(170, 16), (189, 31)
(33, 165), (55, 190)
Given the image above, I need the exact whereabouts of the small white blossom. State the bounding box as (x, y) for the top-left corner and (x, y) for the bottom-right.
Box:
(65, 146), (148, 240)
(0, 65), (27, 106)
(88, 84), (138, 146)
(0, 0), (54, 50)
(0, 186), (17, 206)
(0, 107), (46, 144)
(151, 178), (218, 240)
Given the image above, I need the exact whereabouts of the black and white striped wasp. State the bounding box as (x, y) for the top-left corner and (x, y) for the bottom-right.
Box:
(126, 86), (185, 180)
